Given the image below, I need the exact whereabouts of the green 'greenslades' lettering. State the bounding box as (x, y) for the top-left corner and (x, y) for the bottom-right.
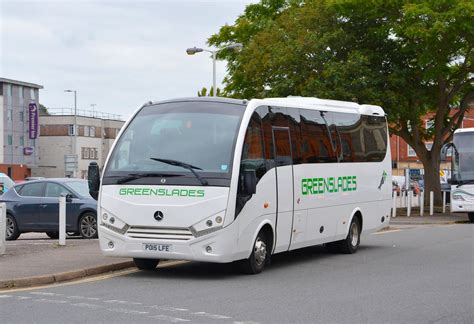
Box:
(302, 176), (357, 196)
(119, 188), (206, 197)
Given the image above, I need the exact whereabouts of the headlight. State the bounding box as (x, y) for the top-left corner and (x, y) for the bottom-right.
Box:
(190, 212), (225, 238)
(100, 211), (129, 234)
(452, 194), (465, 201)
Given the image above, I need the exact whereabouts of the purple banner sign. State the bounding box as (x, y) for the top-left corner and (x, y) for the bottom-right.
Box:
(29, 102), (39, 139)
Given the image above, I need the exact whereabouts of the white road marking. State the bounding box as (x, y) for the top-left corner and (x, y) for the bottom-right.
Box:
(0, 295), (12, 298)
(148, 314), (191, 322)
(16, 296), (32, 300)
(72, 302), (104, 309)
(104, 299), (142, 305)
(107, 307), (149, 315)
(30, 292), (63, 296)
(34, 298), (68, 304)
(372, 229), (402, 235)
(145, 305), (189, 312)
(192, 311), (232, 320)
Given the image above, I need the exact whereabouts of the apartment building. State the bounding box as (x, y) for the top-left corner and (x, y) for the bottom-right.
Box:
(0, 78), (43, 180)
(34, 112), (124, 178)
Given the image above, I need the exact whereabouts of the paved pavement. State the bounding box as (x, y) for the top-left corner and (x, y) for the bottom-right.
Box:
(0, 233), (131, 285)
(0, 223), (472, 323)
(389, 212), (469, 225)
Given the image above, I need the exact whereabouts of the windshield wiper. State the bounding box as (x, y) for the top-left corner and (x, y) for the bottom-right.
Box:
(150, 158), (208, 186)
(115, 173), (181, 185)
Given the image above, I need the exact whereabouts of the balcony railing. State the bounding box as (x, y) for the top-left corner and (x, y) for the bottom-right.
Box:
(44, 108), (122, 121)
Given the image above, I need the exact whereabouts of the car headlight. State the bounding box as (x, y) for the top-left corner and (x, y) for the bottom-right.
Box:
(190, 212), (225, 238)
(452, 194), (465, 201)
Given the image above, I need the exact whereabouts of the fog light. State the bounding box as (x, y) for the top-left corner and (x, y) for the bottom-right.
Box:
(108, 241), (114, 249)
(205, 245), (212, 253)
(215, 216), (222, 224)
(109, 217), (115, 224)
(102, 213), (108, 221)
(206, 220), (213, 227)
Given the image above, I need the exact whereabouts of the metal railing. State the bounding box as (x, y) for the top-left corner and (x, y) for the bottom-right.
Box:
(45, 108), (123, 121)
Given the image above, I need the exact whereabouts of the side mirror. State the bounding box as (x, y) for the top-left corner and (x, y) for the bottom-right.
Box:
(440, 143), (452, 162)
(241, 170), (257, 195)
(88, 162), (100, 200)
(65, 193), (73, 203)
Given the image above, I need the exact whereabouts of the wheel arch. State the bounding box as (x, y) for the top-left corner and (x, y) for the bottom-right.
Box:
(76, 208), (97, 230)
(349, 208), (363, 232)
(247, 220), (275, 258)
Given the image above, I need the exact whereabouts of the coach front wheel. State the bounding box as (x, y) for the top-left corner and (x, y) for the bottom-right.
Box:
(133, 258), (160, 271)
(240, 231), (269, 274)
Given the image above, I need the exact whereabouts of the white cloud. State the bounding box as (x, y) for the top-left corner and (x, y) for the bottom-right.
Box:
(1, 0), (257, 119)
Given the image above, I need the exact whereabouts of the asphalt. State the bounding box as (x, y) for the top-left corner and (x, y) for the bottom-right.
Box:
(0, 223), (472, 323)
(0, 213), (469, 290)
(0, 233), (132, 288)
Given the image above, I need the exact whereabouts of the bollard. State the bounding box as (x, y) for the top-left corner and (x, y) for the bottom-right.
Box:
(407, 191), (412, 217)
(429, 191), (434, 216)
(442, 191), (446, 213)
(59, 196), (66, 246)
(420, 192), (424, 216)
(0, 203), (6, 255)
(401, 191), (406, 208)
(392, 193), (397, 218)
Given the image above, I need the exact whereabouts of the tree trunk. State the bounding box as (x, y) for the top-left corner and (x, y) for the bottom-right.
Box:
(422, 157), (443, 206)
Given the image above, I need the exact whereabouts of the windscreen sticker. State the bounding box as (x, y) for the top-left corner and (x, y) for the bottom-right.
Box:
(119, 188), (205, 197)
(221, 164), (228, 171)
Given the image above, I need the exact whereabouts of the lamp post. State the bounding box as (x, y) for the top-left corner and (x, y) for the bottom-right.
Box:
(64, 89), (77, 177)
(186, 43), (243, 97)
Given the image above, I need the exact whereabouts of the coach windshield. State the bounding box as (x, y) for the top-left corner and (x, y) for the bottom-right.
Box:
(103, 101), (245, 186)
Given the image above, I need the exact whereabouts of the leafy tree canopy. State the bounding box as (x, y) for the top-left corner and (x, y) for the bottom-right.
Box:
(209, 0), (473, 202)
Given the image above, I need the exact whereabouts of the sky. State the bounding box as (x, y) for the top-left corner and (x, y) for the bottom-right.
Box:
(0, 0), (256, 119)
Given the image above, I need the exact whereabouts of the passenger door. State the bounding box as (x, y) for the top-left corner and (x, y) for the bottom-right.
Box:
(272, 126), (295, 253)
(14, 182), (45, 230)
(42, 182), (79, 230)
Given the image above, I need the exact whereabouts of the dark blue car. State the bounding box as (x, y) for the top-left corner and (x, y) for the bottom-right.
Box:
(2, 178), (98, 240)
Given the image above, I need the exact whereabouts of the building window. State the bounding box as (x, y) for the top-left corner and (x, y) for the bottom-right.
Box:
(82, 147), (90, 159)
(6, 84), (12, 97)
(81, 147), (99, 160)
(7, 135), (13, 145)
(7, 109), (13, 122)
(68, 124), (78, 136)
(30, 88), (36, 100)
(19, 136), (24, 146)
(90, 126), (95, 137)
(84, 126), (89, 137)
(18, 86), (23, 99)
(407, 145), (416, 157)
(19, 112), (24, 122)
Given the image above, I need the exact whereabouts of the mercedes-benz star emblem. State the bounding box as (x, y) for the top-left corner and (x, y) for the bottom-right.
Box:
(154, 211), (164, 221)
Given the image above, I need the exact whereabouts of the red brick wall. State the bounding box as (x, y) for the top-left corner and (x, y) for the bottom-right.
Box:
(0, 164), (31, 181)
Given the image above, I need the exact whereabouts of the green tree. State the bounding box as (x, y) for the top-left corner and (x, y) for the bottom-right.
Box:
(209, 0), (473, 204)
(197, 86), (222, 97)
(39, 103), (49, 115)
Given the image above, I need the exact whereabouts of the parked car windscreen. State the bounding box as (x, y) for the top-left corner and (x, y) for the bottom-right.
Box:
(66, 181), (92, 198)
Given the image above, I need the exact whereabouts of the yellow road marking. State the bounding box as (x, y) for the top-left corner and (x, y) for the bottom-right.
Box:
(0, 260), (189, 294)
(372, 229), (402, 235)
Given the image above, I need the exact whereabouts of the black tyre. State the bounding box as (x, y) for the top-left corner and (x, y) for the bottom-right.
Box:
(339, 217), (361, 254)
(468, 213), (474, 223)
(6, 214), (20, 241)
(133, 258), (160, 270)
(240, 231), (270, 274)
(325, 217), (361, 254)
(46, 231), (59, 239)
(78, 212), (98, 239)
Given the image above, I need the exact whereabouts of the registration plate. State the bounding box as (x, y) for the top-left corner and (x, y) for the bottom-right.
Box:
(143, 243), (172, 252)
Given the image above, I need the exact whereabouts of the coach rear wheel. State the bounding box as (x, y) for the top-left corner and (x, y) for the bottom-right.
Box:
(133, 258), (160, 271)
(340, 217), (361, 254)
(240, 231), (269, 274)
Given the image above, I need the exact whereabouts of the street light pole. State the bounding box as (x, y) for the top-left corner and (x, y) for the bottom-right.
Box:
(186, 43), (243, 97)
(65, 89), (78, 177)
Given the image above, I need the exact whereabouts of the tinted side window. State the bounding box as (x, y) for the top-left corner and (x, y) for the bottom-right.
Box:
(240, 113), (266, 184)
(45, 183), (73, 198)
(363, 115), (388, 162)
(333, 112), (363, 162)
(19, 182), (44, 197)
(299, 109), (335, 163)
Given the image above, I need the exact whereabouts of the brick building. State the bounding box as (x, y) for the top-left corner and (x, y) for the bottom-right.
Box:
(34, 112), (124, 178)
(0, 78), (43, 180)
(390, 111), (474, 176)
